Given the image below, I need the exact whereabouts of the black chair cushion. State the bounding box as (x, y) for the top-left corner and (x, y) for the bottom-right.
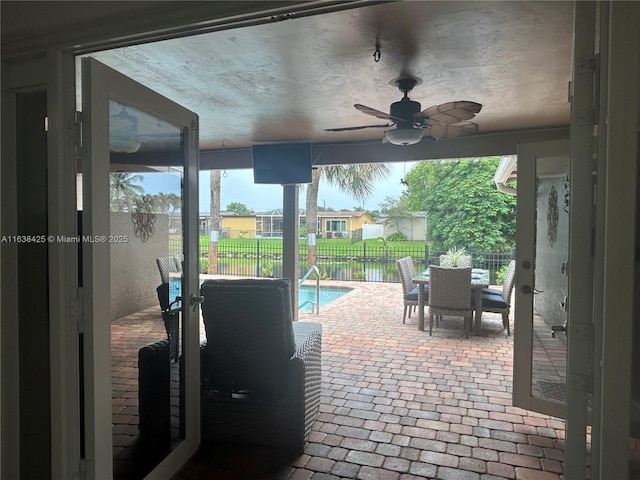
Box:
(481, 287), (502, 296)
(470, 290), (509, 309)
(406, 285), (428, 301)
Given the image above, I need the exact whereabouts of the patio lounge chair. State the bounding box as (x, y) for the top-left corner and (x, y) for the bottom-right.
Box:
(428, 266), (473, 337)
(474, 260), (516, 335)
(199, 278), (322, 453)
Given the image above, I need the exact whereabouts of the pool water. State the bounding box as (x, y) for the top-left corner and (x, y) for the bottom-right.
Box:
(298, 285), (350, 311)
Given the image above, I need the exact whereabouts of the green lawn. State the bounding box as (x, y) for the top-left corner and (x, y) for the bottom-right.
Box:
(198, 236), (426, 257)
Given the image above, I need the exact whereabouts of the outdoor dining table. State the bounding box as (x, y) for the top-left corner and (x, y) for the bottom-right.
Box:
(412, 268), (490, 334)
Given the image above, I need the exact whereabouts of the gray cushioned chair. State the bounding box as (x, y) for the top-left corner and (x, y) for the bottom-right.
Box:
(396, 257), (426, 324)
(428, 266), (473, 337)
(474, 260), (516, 335)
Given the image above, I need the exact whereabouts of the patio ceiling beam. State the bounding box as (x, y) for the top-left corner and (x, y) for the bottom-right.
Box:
(108, 126), (569, 170)
(200, 126), (569, 170)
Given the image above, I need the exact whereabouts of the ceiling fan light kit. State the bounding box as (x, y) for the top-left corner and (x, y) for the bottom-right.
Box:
(385, 127), (424, 145)
(110, 105), (142, 153)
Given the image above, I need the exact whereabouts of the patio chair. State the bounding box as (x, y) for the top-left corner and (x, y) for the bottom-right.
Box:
(156, 282), (180, 361)
(428, 266), (473, 337)
(475, 260), (516, 335)
(396, 257), (423, 324)
(199, 278), (322, 453)
(156, 256), (179, 284)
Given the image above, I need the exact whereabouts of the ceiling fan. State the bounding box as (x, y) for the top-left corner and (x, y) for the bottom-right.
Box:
(325, 76), (482, 145)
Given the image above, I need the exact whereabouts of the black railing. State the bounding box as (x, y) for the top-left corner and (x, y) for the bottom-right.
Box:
(169, 238), (513, 284)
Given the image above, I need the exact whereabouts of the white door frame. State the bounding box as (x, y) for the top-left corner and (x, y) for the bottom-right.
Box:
(591, 2), (639, 479)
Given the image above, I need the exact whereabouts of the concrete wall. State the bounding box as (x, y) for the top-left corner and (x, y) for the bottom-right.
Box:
(110, 212), (169, 321)
(534, 175), (569, 330)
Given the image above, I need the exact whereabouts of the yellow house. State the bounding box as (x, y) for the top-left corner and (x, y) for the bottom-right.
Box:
(210, 210), (376, 239)
(220, 214), (257, 238)
(317, 211), (375, 239)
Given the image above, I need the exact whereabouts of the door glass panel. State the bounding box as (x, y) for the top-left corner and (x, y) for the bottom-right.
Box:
(530, 155), (569, 403)
(108, 100), (185, 479)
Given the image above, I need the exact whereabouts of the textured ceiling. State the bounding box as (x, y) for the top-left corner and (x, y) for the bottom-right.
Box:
(73, 1), (574, 151)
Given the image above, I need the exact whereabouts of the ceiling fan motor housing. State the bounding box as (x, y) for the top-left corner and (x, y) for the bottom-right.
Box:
(390, 97), (421, 128)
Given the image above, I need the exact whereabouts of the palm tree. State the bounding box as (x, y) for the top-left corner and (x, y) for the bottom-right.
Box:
(209, 170), (221, 232)
(166, 192), (181, 214)
(305, 163), (391, 238)
(208, 169), (221, 274)
(110, 172), (145, 212)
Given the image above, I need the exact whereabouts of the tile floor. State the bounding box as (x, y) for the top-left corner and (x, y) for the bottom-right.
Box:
(112, 280), (576, 480)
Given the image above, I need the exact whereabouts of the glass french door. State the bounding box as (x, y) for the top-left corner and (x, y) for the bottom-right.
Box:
(513, 135), (595, 477)
(80, 57), (200, 479)
(513, 139), (570, 420)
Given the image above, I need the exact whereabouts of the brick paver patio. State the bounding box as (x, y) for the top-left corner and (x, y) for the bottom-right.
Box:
(112, 280), (572, 480)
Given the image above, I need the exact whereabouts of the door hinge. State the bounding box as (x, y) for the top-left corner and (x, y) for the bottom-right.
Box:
(191, 119), (199, 149)
(71, 111), (88, 155)
(71, 458), (93, 480)
(570, 373), (594, 393)
(71, 287), (88, 333)
(577, 55), (597, 74)
(570, 323), (594, 342)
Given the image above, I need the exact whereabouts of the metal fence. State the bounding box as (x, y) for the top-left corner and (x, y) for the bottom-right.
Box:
(169, 238), (513, 284)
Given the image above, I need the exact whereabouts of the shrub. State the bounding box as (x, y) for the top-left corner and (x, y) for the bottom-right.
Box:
(386, 232), (407, 242)
(354, 271), (366, 281)
(496, 263), (510, 286)
(262, 261), (274, 277)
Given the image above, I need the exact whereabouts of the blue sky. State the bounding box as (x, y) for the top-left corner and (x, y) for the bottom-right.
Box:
(142, 162), (417, 213)
(200, 162), (419, 213)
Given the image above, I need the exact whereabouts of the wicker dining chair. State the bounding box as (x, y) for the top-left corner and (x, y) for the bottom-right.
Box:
(428, 266), (473, 337)
(156, 256), (179, 284)
(156, 282), (180, 361)
(396, 257), (422, 324)
(476, 260), (516, 335)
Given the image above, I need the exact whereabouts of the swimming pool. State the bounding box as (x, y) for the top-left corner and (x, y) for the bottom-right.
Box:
(168, 279), (350, 311)
(298, 285), (351, 311)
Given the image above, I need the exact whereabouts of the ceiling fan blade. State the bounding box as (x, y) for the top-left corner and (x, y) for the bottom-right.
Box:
(324, 123), (394, 132)
(415, 101), (483, 125)
(423, 122), (479, 138)
(354, 104), (395, 121)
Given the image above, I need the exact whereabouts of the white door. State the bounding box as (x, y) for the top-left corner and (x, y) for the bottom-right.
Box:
(513, 139), (571, 420)
(80, 57), (200, 479)
(513, 137), (596, 478)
